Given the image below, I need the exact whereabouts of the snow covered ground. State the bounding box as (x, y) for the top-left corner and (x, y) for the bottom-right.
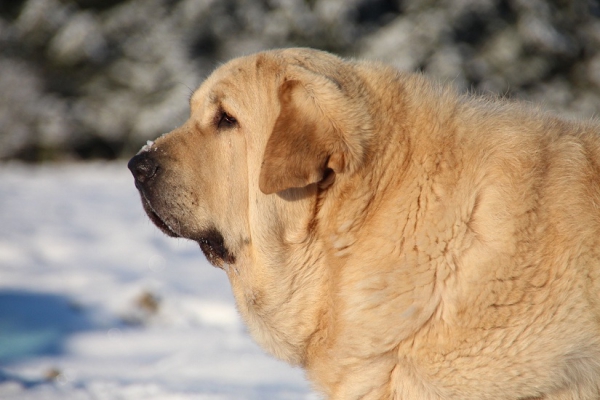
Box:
(0, 162), (316, 399)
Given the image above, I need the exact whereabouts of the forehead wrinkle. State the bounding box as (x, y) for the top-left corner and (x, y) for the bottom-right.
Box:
(196, 60), (263, 116)
(211, 81), (249, 112)
(208, 91), (219, 105)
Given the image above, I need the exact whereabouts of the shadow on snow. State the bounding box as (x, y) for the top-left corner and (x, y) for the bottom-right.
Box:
(0, 290), (96, 363)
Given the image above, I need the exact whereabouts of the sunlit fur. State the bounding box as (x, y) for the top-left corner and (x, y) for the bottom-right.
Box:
(144, 48), (600, 399)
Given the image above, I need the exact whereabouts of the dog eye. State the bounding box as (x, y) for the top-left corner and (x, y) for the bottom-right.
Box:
(217, 111), (237, 129)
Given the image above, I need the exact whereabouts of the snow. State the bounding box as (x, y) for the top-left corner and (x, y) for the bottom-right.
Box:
(0, 162), (316, 399)
(138, 140), (154, 154)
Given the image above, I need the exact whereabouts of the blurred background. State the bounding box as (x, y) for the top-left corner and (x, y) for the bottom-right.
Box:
(1, 0), (599, 163)
(1, 0), (600, 399)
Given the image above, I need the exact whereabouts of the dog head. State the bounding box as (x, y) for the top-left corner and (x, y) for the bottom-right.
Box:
(128, 49), (373, 361)
(129, 48), (372, 269)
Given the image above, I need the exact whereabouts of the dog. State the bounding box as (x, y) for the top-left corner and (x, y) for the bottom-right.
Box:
(128, 48), (600, 399)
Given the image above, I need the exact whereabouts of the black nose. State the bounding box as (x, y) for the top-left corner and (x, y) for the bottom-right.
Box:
(128, 152), (159, 184)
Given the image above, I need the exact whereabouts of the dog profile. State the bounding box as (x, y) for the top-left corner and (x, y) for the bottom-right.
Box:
(129, 48), (600, 399)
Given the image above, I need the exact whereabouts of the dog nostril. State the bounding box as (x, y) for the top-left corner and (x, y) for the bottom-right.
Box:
(128, 153), (159, 183)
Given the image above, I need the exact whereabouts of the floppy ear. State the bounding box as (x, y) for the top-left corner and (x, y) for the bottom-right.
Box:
(259, 67), (371, 194)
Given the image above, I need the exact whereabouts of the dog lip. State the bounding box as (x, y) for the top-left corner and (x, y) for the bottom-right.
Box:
(140, 195), (181, 238)
(194, 228), (236, 268)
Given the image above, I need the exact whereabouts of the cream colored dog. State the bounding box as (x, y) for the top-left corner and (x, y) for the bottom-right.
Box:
(128, 48), (600, 399)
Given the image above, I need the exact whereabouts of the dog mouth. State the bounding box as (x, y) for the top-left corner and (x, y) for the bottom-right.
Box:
(140, 196), (236, 268)
(194, 229), (236, 267)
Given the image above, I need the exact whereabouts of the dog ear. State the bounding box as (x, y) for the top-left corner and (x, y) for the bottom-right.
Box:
(259, 67), (371, 194)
